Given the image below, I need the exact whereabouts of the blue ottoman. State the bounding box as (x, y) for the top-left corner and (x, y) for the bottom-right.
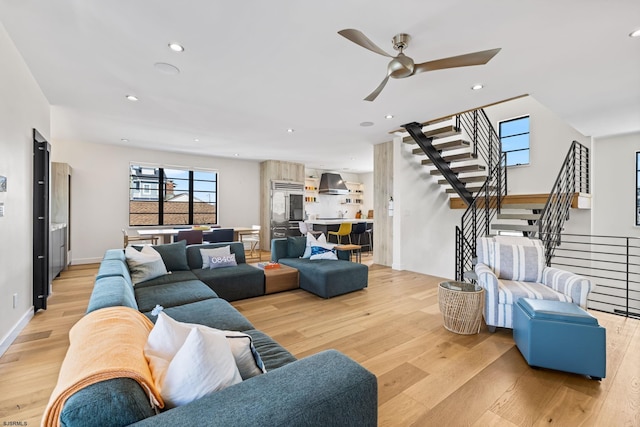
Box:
(513, 298), (606, 380)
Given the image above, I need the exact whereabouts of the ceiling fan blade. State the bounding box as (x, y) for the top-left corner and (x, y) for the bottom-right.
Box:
(338, 29), (393, 58)
(413, 48), (501, 74)
(364, 75), (390, 102)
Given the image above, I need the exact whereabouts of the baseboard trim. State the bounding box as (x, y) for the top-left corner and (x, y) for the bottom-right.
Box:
(0, 307), (34, 357)
(71, 256), (102, 265)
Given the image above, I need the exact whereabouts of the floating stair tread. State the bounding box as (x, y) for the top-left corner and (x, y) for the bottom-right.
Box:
(500, 203), (546, 210)
(491, 223), (539, 232)
(423, 125), (460, 139)
(407, 139), (470, 152)
(438, 175), (486, 185)
(497, 213), (541, 220)
(446, 185), (495, 194)
(430, 164), (486, 175)
(422, 152), (477, 165)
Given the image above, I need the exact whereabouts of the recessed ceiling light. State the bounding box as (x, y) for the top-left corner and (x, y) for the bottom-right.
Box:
(287, 128), (295, 133)
(360, 121), (374, 127)
(154, 62), (180, 75)
(168, 43), (184, 52)
(471, 84), (484, 90)
(126, 94), (138, 101)
(121, 138), (129, 143)
(233, 153), (239, 157)
(385, 114), (394, 119)
(630, 28), (640, 37)
(194, 138), (199, 142)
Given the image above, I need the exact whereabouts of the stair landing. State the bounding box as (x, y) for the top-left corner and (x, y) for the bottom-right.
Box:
(449, 193), (591, 210)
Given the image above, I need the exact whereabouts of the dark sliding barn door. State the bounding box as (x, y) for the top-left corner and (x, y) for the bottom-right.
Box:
(33, 129), (50, 312)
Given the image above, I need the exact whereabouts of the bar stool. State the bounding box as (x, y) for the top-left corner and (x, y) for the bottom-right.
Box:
(328, 223), (352, 244)
(352, 222), (371, 252)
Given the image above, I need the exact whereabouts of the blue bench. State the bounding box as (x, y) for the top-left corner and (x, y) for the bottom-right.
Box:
(513, 298), (606, 380)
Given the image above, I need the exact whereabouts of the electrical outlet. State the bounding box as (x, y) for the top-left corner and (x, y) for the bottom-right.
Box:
(13, 293), (17, 309)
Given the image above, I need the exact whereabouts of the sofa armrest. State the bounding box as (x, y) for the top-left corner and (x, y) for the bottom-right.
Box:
(270, 238), (289, 262)
(475, 262), (500, 326)
(131, 350), (377, 427)
(541, 266), (591, 308)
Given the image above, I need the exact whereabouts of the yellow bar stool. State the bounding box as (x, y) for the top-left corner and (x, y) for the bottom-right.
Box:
(328, 222), (352, 244)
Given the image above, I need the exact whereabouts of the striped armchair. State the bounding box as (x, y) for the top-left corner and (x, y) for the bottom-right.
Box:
(475, 236), (591, 332)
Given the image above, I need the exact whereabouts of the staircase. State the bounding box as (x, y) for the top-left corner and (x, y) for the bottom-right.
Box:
(402, 109), (502, 204)
(400, 107), (590, 281)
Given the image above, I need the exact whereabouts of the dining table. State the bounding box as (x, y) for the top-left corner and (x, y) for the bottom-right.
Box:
(136, 227), (256, 244)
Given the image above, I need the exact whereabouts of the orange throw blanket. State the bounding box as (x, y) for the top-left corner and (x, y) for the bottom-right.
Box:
(42, 306), (164, 427)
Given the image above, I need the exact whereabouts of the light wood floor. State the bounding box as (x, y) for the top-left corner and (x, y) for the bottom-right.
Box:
(1, 258), (639, 426)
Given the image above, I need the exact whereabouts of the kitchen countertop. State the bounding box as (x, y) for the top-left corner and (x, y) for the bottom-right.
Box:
(306, 218), (373, 225)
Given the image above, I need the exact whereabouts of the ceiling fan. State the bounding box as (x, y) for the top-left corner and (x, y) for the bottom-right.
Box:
(338, 29), (501, 101)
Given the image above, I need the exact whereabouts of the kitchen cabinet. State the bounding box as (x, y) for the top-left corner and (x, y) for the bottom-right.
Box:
(49, 225), (66, 283)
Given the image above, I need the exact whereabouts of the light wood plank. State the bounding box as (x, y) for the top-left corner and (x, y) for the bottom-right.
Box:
(0, 262), (638, 427)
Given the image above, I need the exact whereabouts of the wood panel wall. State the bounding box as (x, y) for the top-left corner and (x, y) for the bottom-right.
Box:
(374, 141), (393, 266)
(259, 160), (305, 252)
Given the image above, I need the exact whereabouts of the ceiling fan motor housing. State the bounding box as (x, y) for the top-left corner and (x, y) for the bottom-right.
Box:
(392, 33), (411, 51)
(388, 53), (415, 78)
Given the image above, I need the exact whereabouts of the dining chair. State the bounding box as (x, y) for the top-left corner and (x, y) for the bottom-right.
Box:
(328, 223), (352, 244)
(299, 221), (322, 237)
(176, 229), (204, 245)
(204, 228), (234, 243)
(122, 229), (158, 248)
(239, 225), (261, 260)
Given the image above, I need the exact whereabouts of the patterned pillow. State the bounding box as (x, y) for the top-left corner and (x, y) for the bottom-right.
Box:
(490, 240), (545, 282)
(208, 253), (237, 269)
(309, 246), (338, 260)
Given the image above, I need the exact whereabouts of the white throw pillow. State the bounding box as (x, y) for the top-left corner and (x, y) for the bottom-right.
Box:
(199, 246), (231, 269)
(145, 312), (242, 408)
(145, 312), (265, 406)
(302, 233), (334, 258)
(125, 246), (168, 285)
(161, 328), (241, 408)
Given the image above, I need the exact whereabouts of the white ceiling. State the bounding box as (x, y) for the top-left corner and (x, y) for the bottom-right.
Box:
(1, 1), (639, 173)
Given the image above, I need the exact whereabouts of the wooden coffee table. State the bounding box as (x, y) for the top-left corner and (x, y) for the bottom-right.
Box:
(334, 244), (362, 263)
(258, 264), (299, 294)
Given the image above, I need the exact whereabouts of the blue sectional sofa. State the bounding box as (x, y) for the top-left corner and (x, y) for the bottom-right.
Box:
(271, 236), (369, 298)
(54, 241), (377, 427)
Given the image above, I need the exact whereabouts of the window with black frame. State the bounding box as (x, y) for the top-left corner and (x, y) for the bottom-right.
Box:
(129, 164), (217, 226)
(499, 116), (530, 167)
(636, 152), (640, 226)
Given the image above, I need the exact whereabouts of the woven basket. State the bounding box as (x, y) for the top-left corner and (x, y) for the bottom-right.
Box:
(438, 281), (485, 335)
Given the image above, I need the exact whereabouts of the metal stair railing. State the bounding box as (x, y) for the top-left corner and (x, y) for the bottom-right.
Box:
(536, 140), (590, 264)
(455, 154), (507, 280)
(456, 109), (502, 174)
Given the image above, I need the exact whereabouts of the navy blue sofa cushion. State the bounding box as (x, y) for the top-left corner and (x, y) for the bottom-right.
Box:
(134, 279), (218, 313)
(192, 264), (264, 301)
(143, 298), (255, 332)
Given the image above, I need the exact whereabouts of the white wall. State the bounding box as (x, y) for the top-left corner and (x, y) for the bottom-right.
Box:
(50, 136), (261, 264)
(0, 22), (50, 354)
(484, 96), (591, 194)
(592, 131), (640, 237)
(393, 96), (592, 279)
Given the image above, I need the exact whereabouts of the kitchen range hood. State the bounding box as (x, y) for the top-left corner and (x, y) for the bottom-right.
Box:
(318, 172), (349, 195)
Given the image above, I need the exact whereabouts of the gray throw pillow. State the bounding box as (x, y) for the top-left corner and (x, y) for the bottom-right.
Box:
(152, 240), (189, 271)
(209, 253), (238, 269)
